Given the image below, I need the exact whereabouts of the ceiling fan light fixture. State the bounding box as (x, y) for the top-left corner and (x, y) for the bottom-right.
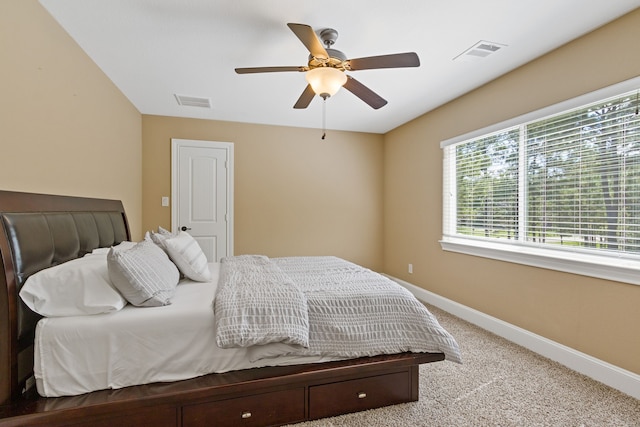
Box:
(305, 67), (347, 98)
(236, 23), (411, 110)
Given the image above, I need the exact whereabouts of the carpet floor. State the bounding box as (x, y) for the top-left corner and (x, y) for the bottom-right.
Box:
(288, 304), (640, 426)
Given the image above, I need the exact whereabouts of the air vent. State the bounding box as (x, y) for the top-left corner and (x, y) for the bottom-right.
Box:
(454, 40), (507, 62)
(174, 94), (211, 108)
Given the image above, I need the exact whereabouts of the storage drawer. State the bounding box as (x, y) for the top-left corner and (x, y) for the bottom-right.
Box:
(183, 388), (305, 427)
(309, 371), (411, 420)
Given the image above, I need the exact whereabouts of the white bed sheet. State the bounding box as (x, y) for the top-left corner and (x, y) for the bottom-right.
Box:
(34, 263), (339, 397)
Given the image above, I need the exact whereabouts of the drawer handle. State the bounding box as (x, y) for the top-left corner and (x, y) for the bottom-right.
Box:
(241, 411), (252, 419)
(357, 392), (367, 399)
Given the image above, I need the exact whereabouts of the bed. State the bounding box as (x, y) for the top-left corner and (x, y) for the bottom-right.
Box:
(0, 190), (460, 427)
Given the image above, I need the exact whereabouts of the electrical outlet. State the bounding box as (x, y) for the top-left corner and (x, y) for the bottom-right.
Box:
(408, 263), (413, 274)
(161, 196), (169, 207)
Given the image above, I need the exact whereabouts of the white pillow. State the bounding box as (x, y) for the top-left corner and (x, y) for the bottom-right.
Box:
(107, 238), (180, 307)
(19, 255), (127, 317)
(162, 231), (212, 282)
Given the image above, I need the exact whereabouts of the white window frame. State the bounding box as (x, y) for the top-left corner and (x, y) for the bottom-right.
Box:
(440, 76), (640, 286)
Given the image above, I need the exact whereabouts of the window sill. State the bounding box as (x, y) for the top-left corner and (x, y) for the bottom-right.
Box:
(439, 237), (640, 286)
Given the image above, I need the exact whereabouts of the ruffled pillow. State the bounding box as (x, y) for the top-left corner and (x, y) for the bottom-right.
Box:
(107, 238), (180, 306)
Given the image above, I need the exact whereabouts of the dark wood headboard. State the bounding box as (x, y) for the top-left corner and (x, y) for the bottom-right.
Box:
(0, 191), (130, 404)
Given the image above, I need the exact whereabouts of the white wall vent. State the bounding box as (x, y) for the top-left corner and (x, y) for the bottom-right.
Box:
(174, 94), (212, 108)
(454, 40), (507, 62)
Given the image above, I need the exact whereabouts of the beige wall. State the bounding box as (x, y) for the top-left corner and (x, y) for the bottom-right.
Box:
(384, 9), (640, 374)
(142, 116), (384, 270)
(1, 1), (142, 238)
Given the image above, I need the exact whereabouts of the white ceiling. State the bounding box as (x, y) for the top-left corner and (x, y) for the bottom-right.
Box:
(39, 0), (640, 134)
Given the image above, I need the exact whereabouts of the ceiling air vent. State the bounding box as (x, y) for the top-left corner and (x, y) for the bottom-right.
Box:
(174, 94), (211, 108)
(454, 40), (507, 62)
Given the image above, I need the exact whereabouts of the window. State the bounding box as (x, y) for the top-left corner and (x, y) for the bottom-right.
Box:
(441, 78), (640, 285)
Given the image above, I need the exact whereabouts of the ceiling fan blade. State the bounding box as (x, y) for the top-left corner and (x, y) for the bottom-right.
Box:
(235, 66), (306, 74)
(287, 23), (329, 60)
(346, 52), (420, 71)
(343, 76), (387, 109)
(293, 85), (316, 109)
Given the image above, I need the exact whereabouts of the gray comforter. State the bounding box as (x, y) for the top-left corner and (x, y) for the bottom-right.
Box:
(214, 255), (461, 364)
(215, 255), (309, 348)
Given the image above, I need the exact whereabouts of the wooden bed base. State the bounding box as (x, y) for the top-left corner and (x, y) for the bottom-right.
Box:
(0, 352), (444, 427)
(0, 190), (445, 427)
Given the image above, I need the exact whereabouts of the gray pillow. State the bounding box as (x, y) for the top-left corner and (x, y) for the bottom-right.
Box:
(107, 238), (180, 307)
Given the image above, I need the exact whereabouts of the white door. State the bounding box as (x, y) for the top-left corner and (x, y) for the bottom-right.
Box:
(171, 139), (233, 262)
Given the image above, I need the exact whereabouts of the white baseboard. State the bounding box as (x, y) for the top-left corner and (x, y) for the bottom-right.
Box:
(386, 275), (640, 400)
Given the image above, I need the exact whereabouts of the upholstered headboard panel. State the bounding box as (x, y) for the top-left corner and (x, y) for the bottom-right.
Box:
(0, 191), (130, 402)
(2, 211), (128, 341)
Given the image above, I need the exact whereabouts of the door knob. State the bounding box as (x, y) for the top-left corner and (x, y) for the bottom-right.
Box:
(180, 226), (191, 231)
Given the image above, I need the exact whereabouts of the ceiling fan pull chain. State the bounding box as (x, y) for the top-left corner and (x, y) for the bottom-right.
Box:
(321, 97), (327, 139)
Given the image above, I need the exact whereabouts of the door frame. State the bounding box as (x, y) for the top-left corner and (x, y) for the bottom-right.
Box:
(170, 138), (234, 259)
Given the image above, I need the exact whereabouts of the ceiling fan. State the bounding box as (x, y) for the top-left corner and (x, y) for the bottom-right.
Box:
(235, 23), (420, 110)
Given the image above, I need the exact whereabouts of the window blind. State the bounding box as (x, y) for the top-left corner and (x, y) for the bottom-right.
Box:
(443, 86), (640, 259)
(525, 92), (640, 253)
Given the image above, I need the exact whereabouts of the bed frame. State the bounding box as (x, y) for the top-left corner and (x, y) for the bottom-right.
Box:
(0, 190), (445, 427)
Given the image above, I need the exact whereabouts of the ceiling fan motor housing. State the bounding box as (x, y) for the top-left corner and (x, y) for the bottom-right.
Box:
(308, 48), (347, 69)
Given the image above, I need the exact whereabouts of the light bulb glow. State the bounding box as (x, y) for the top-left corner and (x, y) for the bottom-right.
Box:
(305, 67), (347, 98)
